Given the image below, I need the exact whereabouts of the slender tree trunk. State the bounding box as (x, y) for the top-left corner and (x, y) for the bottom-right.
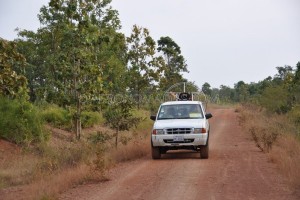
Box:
(76, 97), (81, 140)
(75, 58), (81, 140)
(115, 127), (119, 148)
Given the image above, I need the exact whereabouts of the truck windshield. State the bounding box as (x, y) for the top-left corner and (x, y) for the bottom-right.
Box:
(157, 104), (204, 120)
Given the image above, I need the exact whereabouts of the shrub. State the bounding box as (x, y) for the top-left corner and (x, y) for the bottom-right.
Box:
(288, 104), (300, 135)
(290, 107), (300, 124)
(87, 131), (112, 144)
(103, 98), (143, 148)
(259, 85), (291, 114)
(41, 105), (72, 130)
(41, 105), (103, 130)
(0, 97), (48, 145)
(81, 111), (103, 128)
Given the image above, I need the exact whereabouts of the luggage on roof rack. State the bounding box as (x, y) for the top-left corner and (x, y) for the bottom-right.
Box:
(163, 82), (207, 103)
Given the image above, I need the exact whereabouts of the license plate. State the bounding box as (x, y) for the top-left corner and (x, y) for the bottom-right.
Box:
(173, 135), (184, 142)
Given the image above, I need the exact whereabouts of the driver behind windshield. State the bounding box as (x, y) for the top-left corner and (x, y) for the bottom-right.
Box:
(163, 106), (176, 118)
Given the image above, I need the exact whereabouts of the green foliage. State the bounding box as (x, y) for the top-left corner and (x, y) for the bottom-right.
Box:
(288, 104), (300, 130)
(16, 0), (126, 139)
(259, 85), (291, 114)
(0, 39), (28, 99)
(126, 25), (164, 108)
(41, 105), (72, 130)
(0, 97), (47, 145)
(41, 105), (103, 129)
(103, 98), (143, 147)
(202, 82), (212, 96)
(157, 36), (188, 90)
(234, 81), (250, 102)
(81, 111), (103, 128)
(87, 131), (112, 144)
(148, 97), (162, 114)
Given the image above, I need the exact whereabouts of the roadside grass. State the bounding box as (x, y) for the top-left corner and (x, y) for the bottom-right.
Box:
(237, 104), (300, 189)
(25, 164), (92, 200)
(0, 109), (153, 200)
(0, 152), (39, 188)
(269, 135), (300, 189)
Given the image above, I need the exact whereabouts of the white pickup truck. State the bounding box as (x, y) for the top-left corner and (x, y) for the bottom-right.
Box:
(150, 99), (212, 159)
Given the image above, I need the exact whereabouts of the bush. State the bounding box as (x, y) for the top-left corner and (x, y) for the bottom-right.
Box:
(259, 85), (291, 114)
(41, 105), (72, 130)
(41, 105), (103, 130)
(0, 97), (48, 145)
(87, 131), (112, 144)
(288, 104), (300, 125)
(288, 104), (300, 136)
(81, 111), (103, 128)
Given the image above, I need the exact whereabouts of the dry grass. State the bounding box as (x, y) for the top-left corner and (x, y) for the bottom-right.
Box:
(269, 135), (300, 189)
(238, 104), (300, 189)
(0, 154), (38, 188)
(0, 109), (153, 199)
(26, 164), (92, 200)
(109, 138), (150, 164)
(0, 140), (39, 188)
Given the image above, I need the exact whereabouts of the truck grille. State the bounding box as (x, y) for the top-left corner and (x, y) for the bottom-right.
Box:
(164, 139), (195, 143)
(166, 128), (192, 134)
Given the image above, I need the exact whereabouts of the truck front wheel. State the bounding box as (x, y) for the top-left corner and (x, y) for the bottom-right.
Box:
(151, 146), (161, 159)
(200, 142), (209, 159)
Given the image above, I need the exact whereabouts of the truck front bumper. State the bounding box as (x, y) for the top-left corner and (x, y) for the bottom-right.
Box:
(151, 133), (208, 147)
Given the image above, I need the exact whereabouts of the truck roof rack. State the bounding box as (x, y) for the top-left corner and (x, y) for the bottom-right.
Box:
(163, 82), (207, 103)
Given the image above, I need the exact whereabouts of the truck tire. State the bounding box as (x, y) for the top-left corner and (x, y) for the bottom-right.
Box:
(152, 146), (161, 159)
(200, 143), (209, 159)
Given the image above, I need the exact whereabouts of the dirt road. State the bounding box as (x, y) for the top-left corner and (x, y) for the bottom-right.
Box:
(60, 108), (298, 200)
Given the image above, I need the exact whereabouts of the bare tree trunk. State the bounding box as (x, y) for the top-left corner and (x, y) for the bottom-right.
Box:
(76, 95), (81, 140)
(115, 127), (119, 148)
(75, 59), (81, 140)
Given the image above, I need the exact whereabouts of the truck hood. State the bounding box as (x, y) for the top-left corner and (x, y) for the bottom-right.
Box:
(153, 119), (206, 129)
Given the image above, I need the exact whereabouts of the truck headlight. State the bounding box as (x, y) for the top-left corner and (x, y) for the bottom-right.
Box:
(152, 129), (164, 135)
(194, 128), (207, 134)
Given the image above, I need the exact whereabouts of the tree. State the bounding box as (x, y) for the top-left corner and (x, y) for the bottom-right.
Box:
(0, 38), (27, 99)
(219, 85), (234, 102)
(234, 81), (250, 102)
(202, 82), (212, 96)
(275, 65), (293, 81)
(126, 25), (163, 108)
(292, 62), (300, 104)
(157, 36), (188, 90)
(103, 98), (142, 148)
(294, 62), (300, 84)
(259, 85), (290, 114)
(16, 0), (124, 139)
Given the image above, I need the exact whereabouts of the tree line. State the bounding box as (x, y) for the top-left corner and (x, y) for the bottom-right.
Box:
(1, 0), (299, 141)
(1, 0), (189, 140)
(201, 63), (300, 133)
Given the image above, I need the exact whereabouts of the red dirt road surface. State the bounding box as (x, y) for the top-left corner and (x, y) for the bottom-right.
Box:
(60, 108), (299, 200)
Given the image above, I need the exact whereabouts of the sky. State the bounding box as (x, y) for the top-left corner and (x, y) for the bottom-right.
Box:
(0, 0), (300, 88)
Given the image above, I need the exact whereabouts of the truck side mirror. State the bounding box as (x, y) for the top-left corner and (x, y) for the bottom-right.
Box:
(150, 115), (156, 121)
(205, 113), (213, 119)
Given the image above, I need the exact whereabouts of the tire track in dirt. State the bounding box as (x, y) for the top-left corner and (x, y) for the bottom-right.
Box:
(60, 107), (298, 200)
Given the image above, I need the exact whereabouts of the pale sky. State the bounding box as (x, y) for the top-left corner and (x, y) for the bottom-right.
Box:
(1, 0), (299, 88)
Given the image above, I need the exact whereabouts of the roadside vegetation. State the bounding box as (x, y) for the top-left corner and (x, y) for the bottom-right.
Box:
(238, 105), (300, 189)
(236, 63), (300, 190)
(0, 102), (152, 199)
(1, 0), (300, 199)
